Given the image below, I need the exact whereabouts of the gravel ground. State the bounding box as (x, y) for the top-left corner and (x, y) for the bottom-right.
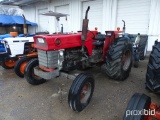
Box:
(0, 56), (159, 120)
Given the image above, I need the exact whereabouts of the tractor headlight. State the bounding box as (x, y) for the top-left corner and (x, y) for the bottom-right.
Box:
(37, 38), (45, 43)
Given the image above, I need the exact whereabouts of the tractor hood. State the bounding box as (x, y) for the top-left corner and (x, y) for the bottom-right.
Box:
(3, 37), (34, 43)
(34, 33), (82, 51)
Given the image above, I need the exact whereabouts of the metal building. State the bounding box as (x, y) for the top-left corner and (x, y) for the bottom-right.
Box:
(0, 0), (160, 51)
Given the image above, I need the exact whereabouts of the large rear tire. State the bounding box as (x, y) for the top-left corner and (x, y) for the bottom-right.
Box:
(24, 58), (46, 85)
(124, 93), (151, 120)
(14, 57), (31, 78)
(146, 41), (160, 93)
(138, 36), (148, 60)
(105, 37), (133, 80)
(68, 73), (94, 112)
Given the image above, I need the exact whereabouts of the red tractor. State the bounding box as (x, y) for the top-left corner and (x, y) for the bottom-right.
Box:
(24, 6), (133, 112)
(124, 93), (160, 120)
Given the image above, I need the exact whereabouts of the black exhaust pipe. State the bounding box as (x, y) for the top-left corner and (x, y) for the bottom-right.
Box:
(61, 24), (63, 34)
(122, 20), (126, 33)
(22, 14), (27, 37)
(81, 6), (90, 52)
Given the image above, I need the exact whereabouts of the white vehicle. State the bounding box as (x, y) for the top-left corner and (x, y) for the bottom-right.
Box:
(0, 37), (35, 69)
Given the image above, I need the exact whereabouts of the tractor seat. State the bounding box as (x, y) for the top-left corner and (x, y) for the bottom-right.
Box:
(94, 34), (106, 41)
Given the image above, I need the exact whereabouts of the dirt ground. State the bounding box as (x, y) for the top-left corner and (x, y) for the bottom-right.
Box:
(0, 56), (160, 120)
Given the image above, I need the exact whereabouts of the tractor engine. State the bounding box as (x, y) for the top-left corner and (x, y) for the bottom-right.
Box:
(62, 46), (103, 71)
(89, 47), (103, 63)
(62, 48), (82, 71)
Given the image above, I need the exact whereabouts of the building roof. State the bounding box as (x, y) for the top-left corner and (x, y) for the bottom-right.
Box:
(0, 0), (49, 6)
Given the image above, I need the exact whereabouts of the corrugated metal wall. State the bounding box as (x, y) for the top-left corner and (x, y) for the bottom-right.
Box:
(22, 0), (123, 34)
(23, 0), (106, 33)
(116, 0), (151, 34)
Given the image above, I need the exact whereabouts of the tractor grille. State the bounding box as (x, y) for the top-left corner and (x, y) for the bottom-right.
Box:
(38, 49), (59, 68)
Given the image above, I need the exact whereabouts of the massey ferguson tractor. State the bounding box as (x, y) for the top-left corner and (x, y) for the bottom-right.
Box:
(24, 6), (133, 112)
(124, 36), (160, 120)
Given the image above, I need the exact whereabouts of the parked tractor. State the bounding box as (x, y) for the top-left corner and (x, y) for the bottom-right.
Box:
(0, 14), (33, 69)
(124, 93), (160, 120)
(0, 36), (36, 69)
(24, 6), (133, 112)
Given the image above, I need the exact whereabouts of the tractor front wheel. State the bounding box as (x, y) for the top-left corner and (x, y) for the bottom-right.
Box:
(24, 58), (46, 85)
(105, 38), (133, 80)
(124, 93), (151, 120)
(14, 57), (31, 78)
(1, 60), (16, 69)
(68, 73), (94, 112)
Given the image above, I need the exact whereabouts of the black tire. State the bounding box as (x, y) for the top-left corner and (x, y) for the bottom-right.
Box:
(24, 58), (46, 85)
(105, 37), (133, 80)
(146, 41), (160, 92)
(138, 36), (148, 60)
(1, 60), (16, 69)
(124, 93), (151, 120)
(14, 57), (31, 78)
(68, 73), (94, 112)
(134, 60), (139, 68)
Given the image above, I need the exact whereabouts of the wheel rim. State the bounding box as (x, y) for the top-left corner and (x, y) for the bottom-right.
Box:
(20, 61), (28, 74)
(122, 50), (131, 71)
(4, 60), (16, 67)
(80, 82), (92, 104)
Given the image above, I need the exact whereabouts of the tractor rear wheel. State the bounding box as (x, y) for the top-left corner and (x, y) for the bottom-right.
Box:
(138, 37), (148, 60)
(68, 73), (94, 112)
(105, 38), (133, 80)
(146, 41), (160, 93)
(14, 57), (31, 78)
(24, 58), (46, 85)
(1, 60), (16, 69)
(124, 93), (151, 120)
